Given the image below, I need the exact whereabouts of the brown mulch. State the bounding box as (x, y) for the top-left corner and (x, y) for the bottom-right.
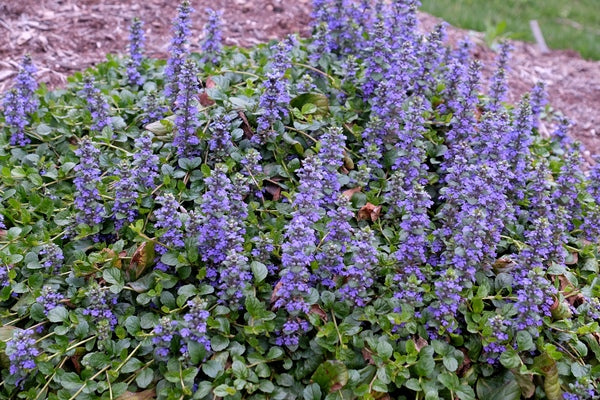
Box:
(1, 0), (599, 156)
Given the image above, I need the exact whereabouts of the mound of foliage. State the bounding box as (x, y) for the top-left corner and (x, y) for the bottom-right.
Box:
(1, 0), (599, 399)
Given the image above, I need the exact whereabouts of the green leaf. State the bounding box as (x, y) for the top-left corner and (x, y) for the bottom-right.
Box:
(259, 380), (275, 393)
(376, 341), (393, 359)
(103, 267), (124, 292)
(499, 349), (521, 369)
(82, 352), (111, 369)
(516, 331), (534, 351)
(213, 384), (236, 396)
(251, 261), (268, 283)
(311, 360), (348, 393)
(437, 372), (460, 391)
(290, 93), (329, 116)
(202, 360), (223, 378)
(303, 383), (322, 400)
(442, 355), (458, 372)
(121, 358), (144, 374)
(476, 371), (521, 400)
(47, 306), (69, 323)
(211, 335), (230, 352)
(456, 385), (476, 400)
(415, 349), (435, 377)
(36, 124), (52, 136)
(187, 341), (207, 365)
(135, 368), (154, 389)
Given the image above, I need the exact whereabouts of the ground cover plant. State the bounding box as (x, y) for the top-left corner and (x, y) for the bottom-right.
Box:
(1, 0), (600, 399)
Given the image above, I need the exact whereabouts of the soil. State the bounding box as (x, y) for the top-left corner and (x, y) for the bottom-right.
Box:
(1, 0), (599, 157)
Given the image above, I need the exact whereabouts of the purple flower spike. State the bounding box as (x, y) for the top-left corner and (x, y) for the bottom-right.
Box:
(6, 328), (40, 385)
(164, 0), (194, 102)
(2, 55), (39, 146)
(73, 138), (105, 227)
(173, 58), (201, 158)
(82, 75), (112, 133)
(127, 17), (145, 86)
(201, 8), (223, 65)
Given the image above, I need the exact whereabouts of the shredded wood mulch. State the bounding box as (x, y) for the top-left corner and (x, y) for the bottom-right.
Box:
(1, 1), (599, 156)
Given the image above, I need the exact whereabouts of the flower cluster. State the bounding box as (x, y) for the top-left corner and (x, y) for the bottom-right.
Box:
(5, 329), (40, 385)
(36, 286), (65, 315)
(73, 138), (105, 227)
(255, 37), (295, 143)
(152, 316), (180, 359)
(154, 194), (184, 271)
(274, 155), (324, 345)
(82, 283), (118, 331)
(164, 0), (194, 101)
(173, 58), (201, 158)
(112, 163), (138, 230)
(181, 297), (211, 351)
(339, 227), (377, 306)
(207, 116), (232, 155)
(200, 8), (223, 64)
(127, 17), (145, 86)
(2, 55), (38, 146)
(82, 75), (112, 132)
(132, 131), (159, 190)
(39, 243), (64, 273)
(141, 91), (167, 126)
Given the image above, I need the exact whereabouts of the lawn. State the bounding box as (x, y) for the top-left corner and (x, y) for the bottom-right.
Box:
(420, 0), (600, 60)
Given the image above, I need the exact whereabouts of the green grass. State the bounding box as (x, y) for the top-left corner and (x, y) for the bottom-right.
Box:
(420, 0), (600, 60)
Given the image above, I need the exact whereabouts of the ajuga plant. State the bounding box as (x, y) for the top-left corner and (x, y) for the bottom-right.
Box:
(1, 0), (600, 399)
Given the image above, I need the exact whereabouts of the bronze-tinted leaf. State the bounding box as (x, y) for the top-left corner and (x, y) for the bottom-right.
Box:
(128, 241), (155, 280)
(357, 203), (381, 222)
(415, 336), (428, 352)
(264, 182), (282, 201)
(238, 111), (254, 139)
(362, 348), (375, 365)
(342, 187), (362, 200)
(309, 304), (328, 322)
(199, 91), (215, 107)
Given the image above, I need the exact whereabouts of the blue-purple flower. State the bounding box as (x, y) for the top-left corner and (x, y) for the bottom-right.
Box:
(5, 328), (40, 384)
(173, 58), (201, 158)
(36, 286), (65, 315)
(82, 75), (112, 133)
(201, 8), (223, 65)
(164, 0), (194, 102)
(127, 17), (145, 86)
(132, 131), (159, 190)
(2, 55), (38, 146)
(73, 138), (105, 227)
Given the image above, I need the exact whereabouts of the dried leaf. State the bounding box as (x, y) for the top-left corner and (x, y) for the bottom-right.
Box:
(493, 256), (517, 273)
(357, 203), (381, 222)
(270, 281), (283, 305)
(264, 183), (281, 201)
(550, 297), (572, 320)
(342, 187), (362, 200)
(199, 91), (215, 107)
(238, 111), (254, 139)
(116, 389), (156, 400)
(565, 251), (578, 265)
(128, 241), (155, 280)
(205, 77), (217, 89)
(309, 304), (328, 322)
(343, 153), (354, 170)
(100, 248), (121, 269)
(362, 348), (375, 365)
(415, 336), (428, 352)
